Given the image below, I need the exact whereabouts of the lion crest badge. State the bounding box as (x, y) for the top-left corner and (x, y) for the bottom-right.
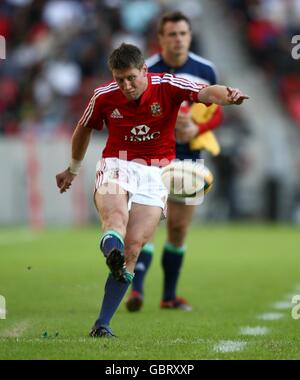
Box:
(150, 102), (162, 117)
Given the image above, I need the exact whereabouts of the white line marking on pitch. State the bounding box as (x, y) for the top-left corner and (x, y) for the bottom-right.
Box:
(213, 340), (247, 353)
(240, 326), (270, 336)
(256, 312), (284, 321)
(271, 301), (291, 310)
(169, 338), (206, 345)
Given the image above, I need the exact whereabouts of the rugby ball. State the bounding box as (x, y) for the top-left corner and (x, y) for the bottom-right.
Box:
(161, 161), (213, 198)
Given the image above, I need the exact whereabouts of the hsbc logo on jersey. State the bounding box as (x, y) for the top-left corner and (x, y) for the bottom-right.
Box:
(124, 125), (160, 142)
(131, 125), (150, 135)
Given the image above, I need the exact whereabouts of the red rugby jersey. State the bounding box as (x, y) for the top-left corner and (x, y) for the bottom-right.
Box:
(79, 73), (206, 165)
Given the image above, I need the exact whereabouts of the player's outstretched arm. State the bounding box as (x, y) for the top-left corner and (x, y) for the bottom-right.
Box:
(56, 123), (92, 194)
(198, 85), (249, 106)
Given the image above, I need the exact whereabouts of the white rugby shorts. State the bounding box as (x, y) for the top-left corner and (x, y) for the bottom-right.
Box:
(95, 158), (168, 211)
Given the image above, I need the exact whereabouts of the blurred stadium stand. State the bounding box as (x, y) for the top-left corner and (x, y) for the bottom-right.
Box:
(0, 0), (299, 226)
(199, 0), (299, 222)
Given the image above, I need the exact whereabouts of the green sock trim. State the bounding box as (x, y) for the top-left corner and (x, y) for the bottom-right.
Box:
(164, 242), (186, 255)
(124, 271), (135, 283)
(142, 243), (154, 255)
(100, 229), (124, 246)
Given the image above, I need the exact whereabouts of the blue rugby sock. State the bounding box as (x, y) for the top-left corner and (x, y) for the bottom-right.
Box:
(161, 242), (185, 301)
(100, 230), (124, 258)
(132, 243), (154, 295)
(94, 273), (133, 328)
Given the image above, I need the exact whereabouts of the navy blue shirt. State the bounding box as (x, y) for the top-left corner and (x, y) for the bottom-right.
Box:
(146, 52), (218, 160)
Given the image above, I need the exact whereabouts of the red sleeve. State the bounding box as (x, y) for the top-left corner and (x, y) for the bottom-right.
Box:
(78, 90), (104, 131)
(162, 73), (207, 104)
(198, 105), (223, 134)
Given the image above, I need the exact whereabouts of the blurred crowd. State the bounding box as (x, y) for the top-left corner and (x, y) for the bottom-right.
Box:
(1, 0), (299, 138)
(226, 0), (300, 125)
(0, 0), (202, 137)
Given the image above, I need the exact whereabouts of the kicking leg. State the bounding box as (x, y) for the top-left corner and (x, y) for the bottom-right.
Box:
(90, 185), (130, 337)
(91, 197), (161, 337)
(95, 184), (129, 280)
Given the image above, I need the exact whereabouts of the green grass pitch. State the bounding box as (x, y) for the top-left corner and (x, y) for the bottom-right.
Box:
(0, 224), (300, 360)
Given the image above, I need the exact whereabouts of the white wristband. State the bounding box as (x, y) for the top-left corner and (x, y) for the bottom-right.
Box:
(68, 159), (82, 175)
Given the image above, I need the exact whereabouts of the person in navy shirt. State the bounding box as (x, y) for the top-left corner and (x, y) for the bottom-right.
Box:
(126, 12), (224, 313)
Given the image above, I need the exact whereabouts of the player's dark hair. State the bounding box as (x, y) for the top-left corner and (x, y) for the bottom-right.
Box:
(158, 11), (192, 35)
(108, 43), (145, 71)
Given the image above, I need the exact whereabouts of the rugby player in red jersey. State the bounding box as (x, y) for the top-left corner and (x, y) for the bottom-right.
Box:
(56, 43), (248, 338)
